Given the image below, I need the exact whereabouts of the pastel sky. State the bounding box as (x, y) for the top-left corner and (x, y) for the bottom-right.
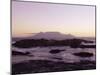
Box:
(12, 1), (95, 37)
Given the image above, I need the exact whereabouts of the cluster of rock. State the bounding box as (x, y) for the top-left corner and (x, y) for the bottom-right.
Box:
(12, 59), (96, 75)
(12, 51), (33, 56)
(12, 39), (95, 48)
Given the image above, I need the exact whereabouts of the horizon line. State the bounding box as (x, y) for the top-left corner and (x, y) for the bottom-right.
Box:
(12, 32), (95, 38)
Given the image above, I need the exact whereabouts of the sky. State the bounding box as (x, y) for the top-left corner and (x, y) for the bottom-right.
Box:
(12, 1), (95, 37)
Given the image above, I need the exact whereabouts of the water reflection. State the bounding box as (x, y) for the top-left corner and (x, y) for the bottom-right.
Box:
(12, 46), (95, 63)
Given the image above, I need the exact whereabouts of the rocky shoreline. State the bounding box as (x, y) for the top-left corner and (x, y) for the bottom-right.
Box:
(12, 60), (96, 75)
(12, 39), (95, 48)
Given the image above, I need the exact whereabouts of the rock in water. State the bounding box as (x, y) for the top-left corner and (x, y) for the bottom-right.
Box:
(73, 52), (93, 57)
(12, 51), (30, 56)
(49, 49), (65, 54)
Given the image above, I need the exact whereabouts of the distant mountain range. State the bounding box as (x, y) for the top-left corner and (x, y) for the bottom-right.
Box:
(12, 32), (95, 41)
(27, 32), (75, 40)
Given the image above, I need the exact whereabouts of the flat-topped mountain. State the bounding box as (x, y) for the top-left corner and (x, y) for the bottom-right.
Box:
(28, 32), (75, 40)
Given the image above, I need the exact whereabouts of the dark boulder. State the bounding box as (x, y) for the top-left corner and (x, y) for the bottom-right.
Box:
(49, 49), (65, 54)
(79, 45), (96, 48)
(12, 51), (30, 56)
(73, 52), (93, 57)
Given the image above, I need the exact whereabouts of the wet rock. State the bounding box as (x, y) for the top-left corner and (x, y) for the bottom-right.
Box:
(73, 52), (93, 57)
(12, 51), (30, 56)
(79, 45), (96, 48)
(12, 60), (96, 74)
(12, 38), (94, 48)
(79, 60), (96, 64)
(49, 49), (65, 54)
(50, 57), (63, 60)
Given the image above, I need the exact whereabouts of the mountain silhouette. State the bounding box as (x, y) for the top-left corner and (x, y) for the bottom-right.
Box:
(28, 32), (75, 40)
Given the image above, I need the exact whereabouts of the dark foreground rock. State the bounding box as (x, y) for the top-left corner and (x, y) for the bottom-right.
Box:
(12, 60), (96, 75)
(49, 49), (65, 54)
(73, 52), (94, 57)
(79, 45), (96, 48)
(12, 39), (94, 48)
(12, 51), (31, 56)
